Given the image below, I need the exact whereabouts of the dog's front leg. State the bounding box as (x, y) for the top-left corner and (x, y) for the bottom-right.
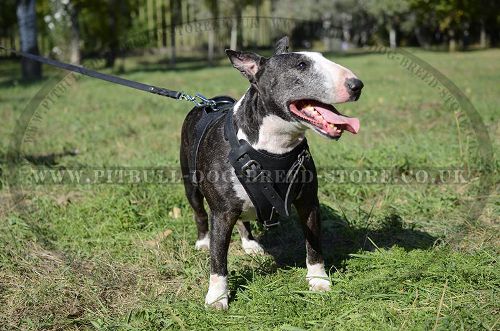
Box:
(295, 197), (331, 292)
(205, 211), (237, 310)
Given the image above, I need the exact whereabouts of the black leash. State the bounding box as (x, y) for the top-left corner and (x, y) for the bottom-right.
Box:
(0, 45), (216, 108)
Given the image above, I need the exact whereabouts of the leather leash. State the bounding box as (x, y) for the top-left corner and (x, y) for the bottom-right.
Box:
(0, 45), (216, 108)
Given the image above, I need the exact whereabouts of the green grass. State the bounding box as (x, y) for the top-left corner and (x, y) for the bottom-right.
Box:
(0, 49), (498, 330)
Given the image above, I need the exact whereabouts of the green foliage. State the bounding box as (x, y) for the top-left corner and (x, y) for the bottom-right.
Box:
(2, 0), (500, 67)
(410, 0), (499, 33)
(363, 0), (410, 23)
(0, 0), (17, 32)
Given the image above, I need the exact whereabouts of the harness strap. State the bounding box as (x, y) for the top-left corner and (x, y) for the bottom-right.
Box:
(191, 96), (235, 184)
(224, 109), (312, 227)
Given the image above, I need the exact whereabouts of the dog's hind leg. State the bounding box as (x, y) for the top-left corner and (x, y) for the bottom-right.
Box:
(236, 220), (264, 255)
(183, 180), (210, 250)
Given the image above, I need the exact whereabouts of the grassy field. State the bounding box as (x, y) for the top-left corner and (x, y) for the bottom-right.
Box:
(0, 48), (498, 330)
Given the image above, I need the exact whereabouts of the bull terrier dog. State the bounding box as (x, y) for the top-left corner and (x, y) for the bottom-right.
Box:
(180, 36), (363, 309)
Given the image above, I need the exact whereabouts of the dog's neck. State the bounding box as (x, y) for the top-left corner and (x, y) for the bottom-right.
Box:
(233, 87), (306, 154)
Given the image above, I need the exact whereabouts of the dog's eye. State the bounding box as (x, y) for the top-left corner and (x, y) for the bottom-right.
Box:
(297, 61), (307, 70)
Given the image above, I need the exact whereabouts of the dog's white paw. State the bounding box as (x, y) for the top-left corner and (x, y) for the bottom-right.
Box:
(306, 263), (331, 292)
(205, 274), (228, 310)
(195, 235), (210, 250)
(307, 277), (331, 291)
(241, 238), (265, 255)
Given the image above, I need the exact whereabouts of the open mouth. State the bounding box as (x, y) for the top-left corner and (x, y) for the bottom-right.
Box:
(289, 99), (360, 139)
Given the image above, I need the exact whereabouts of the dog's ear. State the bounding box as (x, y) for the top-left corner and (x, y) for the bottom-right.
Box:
(225, 49), (265, 83)
(274, 36), (289, 55)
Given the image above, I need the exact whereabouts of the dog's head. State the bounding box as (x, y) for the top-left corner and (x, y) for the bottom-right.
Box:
(226, 36), (363, 139)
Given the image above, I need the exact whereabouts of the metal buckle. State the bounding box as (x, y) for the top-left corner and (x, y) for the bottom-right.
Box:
(298, 148), (310, 161)
(263, 208), (280, 228)
(241, 159), (262, 178)
(264, 218), (280, 228)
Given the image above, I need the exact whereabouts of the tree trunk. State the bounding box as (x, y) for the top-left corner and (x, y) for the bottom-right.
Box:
(236, 8), (243, 48)
(105, 0), (118, 68)
(341, 16), (351, 51)
(207, 0), (218, 65)
(10, 28), (16, 49)
(230, 17), (237, 50)
(144, 0), (150, 43)
(360, 30), (367, 47)
(389, 25), (397, 48)
(480, 20), (487, 48)
(208, 29), (215, 65)
(16, 0), (42, 80)
(152, 0), (158, 47)
(161, 3), (167, 47)
(254, 0), (259, 48)
(69, 2), (80, 65)
(414, 27), (429, 48)
(169, 0), (180, 67)
(322, 16), (333, 51)
(448, 29), (456, 52)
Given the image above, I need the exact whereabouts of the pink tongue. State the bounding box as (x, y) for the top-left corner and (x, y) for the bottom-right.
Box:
(314, 106), (360, 134)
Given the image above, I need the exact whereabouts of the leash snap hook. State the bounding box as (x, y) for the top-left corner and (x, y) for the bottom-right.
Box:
(179, 92), (217, 109)
(178, 91), (197, 104)
(195, 93), (217, 109)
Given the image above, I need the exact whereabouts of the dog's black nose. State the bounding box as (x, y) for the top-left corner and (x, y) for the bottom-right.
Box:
(346, 78), (364, 93)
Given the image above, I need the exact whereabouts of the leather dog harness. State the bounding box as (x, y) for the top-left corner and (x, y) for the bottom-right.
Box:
(191, 97), (316, 228)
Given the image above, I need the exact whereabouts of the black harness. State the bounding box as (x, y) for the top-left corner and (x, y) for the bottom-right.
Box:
(191, 97), (316, 228)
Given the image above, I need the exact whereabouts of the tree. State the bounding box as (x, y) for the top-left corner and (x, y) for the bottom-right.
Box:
(17, 0), (41, 80)
(77, 0), (133, 68)
(68, 1), (80, 64)
(332, 0), (378, 48)
(221, 0), (254, 50)
(169, 0), (181, 67)
(409, 0), (498, 51)
(0, 0), (18, 50)
(204, 0), (218, 64)
(364, 0), (410, 48)
(431, 0), (467, 51)
(105, 0), (119, 67)
(42, 0), (81, 64)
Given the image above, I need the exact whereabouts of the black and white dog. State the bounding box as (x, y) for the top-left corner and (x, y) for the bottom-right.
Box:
(180, 37), (363, 309)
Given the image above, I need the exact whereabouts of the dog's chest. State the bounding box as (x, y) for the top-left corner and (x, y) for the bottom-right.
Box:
(232, 117), (302, 219)
(238, 115), (306, 154)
